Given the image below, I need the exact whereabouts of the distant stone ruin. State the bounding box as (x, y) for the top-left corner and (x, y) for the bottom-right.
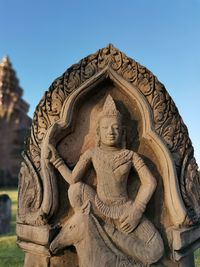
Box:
(0, 194), (11, 234)
(0, 56), (31, 187)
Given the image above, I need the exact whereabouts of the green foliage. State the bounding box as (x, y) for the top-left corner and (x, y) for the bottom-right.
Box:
(0, 188), (24, 267)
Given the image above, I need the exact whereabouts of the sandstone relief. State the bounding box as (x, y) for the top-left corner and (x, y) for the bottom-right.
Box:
(17, 45), (200, 267)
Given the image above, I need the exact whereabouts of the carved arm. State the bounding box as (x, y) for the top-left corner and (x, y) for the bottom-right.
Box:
(132, 152), (157, 212)
(51, 156), (73, 184)
(50, 146), (92, 185)
(119, 152), (156, 233)
(71, 150), (92, 183)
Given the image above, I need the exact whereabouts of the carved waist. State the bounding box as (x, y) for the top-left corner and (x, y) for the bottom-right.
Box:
(95, 194), (131, 220)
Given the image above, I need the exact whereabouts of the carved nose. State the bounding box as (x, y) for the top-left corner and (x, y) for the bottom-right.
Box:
(108, 126), (114, 134)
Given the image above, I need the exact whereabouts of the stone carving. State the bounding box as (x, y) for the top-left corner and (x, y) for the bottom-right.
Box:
(17, 153), (44, 226)
(0, 194), (11, 234)
(25, 45), (199, 225)
(50, 202), (142, 267)
(48, 95), (164, 266)
(17, 45), (200, 267)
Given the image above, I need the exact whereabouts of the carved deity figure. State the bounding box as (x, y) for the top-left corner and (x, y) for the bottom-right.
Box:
(49, 95), (164, 266)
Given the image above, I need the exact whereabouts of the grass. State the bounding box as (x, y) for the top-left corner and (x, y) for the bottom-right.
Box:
(195, 249), (200, 267)
(0, 188), (24, 267)
(0, 188), (200, 266)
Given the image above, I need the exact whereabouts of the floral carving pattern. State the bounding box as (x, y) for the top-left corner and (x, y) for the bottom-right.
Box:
(17, 153), (44, 225)
(22, 44), (199, 225)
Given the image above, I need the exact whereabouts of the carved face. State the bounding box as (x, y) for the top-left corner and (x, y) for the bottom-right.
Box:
(99, 116), (122, 147)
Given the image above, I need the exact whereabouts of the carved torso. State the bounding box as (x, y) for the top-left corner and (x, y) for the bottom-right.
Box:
(92, 147), (133, 204)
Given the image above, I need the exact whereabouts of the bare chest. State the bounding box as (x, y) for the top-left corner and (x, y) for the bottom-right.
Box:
(92, 148), (132, 179)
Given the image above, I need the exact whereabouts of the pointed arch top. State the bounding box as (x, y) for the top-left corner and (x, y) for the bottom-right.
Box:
(24, 44), (200, 226)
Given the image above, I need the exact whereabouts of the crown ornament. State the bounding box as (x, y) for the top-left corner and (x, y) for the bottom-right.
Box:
(99, 94), (122, 120)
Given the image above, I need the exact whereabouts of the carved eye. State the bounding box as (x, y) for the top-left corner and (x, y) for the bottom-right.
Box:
(113, 124), (119, 130)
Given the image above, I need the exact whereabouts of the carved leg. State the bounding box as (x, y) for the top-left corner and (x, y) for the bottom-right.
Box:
(104, 217), (164, 266)
(68, 182), (96, 209)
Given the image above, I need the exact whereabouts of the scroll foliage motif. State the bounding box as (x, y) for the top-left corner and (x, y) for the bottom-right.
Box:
(25, 44), (200, 225)
(18, 153), (45, 225)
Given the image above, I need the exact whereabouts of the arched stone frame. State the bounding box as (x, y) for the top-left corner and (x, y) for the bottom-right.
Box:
(17, 45), (200, 266)
(40, 66), (187, 227)
(21, 44), (199, 226)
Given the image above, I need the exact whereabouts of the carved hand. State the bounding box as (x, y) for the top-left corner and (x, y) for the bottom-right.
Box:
(119, 205), (143, 234)
(45, 144), (60, 164)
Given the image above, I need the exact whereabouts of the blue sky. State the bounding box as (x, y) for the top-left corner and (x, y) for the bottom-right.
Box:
(0, 0), (200, 165)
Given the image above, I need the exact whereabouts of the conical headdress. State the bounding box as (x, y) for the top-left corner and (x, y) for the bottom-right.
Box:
(99, 95), (122, 120)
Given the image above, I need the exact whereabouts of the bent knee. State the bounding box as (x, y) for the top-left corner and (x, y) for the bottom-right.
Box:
(68, 182), (96, 209)
(68, 182), (84, 208)
(144, 232), (164, 264)
(135, 218), (164, 264)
